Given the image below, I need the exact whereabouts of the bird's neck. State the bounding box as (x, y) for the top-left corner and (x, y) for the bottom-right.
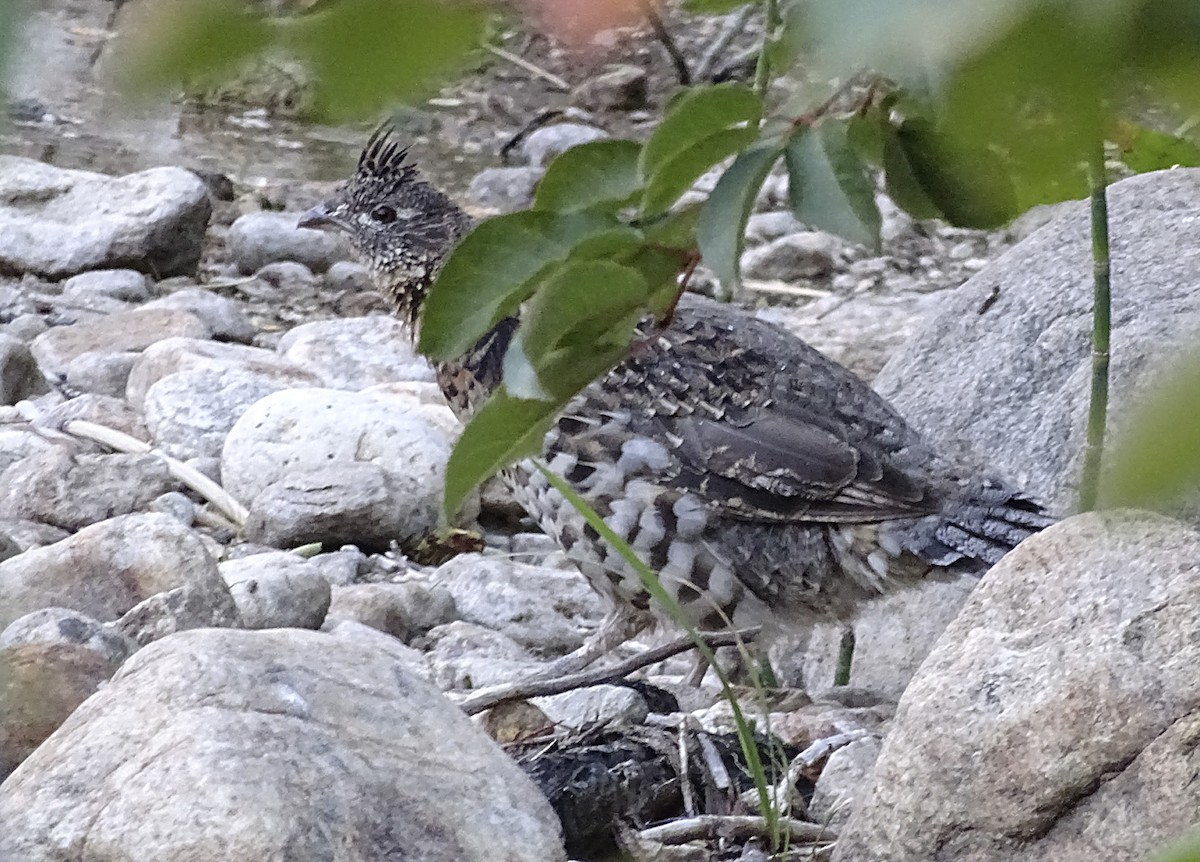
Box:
(433, 316), (518, 419)
(376, 269), (429, 334)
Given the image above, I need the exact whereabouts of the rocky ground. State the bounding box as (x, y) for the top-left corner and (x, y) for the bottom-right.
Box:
(2, 2), (1200, 861)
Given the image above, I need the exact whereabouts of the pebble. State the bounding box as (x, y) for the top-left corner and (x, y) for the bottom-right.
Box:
(143, 366), (293, 460)
(222, 388), (455, 550)
(227, 210), (354, 274)
(0, 333), (47, 405)
(218, 551), (332, 630)
(520, 123), (609, 167)
(573, 64), (648, 111)
(60, 269), (150, 303)
(326, 581), (457, 642)
(30, 307), (209, 380)
(741, 232), (839, 282)
(142, 286), (257, 343)
(466, 166), (543, 213)
(277, 316), (433, 389)
(254, 260), (320, 292)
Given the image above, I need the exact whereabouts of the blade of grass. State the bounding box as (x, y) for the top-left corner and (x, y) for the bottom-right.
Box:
(533, 461), (781, 845)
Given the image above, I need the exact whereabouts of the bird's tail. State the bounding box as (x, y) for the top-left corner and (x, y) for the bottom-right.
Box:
(904, 478), (1056, 571)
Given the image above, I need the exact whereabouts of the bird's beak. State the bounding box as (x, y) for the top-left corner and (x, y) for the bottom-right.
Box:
(298, 204), (346, 232)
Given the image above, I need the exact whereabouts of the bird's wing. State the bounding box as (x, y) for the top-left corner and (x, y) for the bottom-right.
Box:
(666, 408), (934, 522)
(562, 296), (941, 524)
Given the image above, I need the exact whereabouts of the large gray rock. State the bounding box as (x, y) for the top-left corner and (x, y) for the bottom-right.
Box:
(874, 169), (1200, 512)
(0, 513), (224, 629)
(0, 628), (566, 862)
(63, 350), (139, 398)
(0, 157), (210, 278)
(790, 577), (977, 699)
(108, 580), (242, 648)
(835, 511), (1200, 862)
(740, 231), (839, 282)
(0, 449), (178, 532)
(424, 620), (543, 689)
(0, 606), (134, 670)
(277, 316), (433, 388)
(222, 388), (454, 549)
(808, 735), (882, 832)
(227, 210), (353, 274)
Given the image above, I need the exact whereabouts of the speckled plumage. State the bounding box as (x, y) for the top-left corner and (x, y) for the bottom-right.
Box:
(303, 127), (1053, 642)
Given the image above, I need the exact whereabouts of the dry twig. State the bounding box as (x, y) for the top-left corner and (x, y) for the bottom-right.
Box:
(457, 627), (760, 716)
(638, 814), (828, 845)
(484, 44), (571, 92)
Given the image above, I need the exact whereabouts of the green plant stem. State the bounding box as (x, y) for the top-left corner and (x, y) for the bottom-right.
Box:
(1079, 139), (1111, 512)
(750, 0), (779, 119)
(833, 627), (855, 686)
(533, 461), (783, 848)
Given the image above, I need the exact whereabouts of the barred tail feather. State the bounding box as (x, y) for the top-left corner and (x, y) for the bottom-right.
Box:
(905, 482), (1056, 570)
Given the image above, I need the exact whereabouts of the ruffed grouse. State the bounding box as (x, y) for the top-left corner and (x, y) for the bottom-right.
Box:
(301, 128), (1052, 670)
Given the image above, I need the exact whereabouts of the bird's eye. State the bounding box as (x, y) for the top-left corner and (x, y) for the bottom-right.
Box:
(371, 205), (397, 224)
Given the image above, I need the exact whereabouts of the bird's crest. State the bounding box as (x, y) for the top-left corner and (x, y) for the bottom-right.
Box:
(354, 125), (419, 198)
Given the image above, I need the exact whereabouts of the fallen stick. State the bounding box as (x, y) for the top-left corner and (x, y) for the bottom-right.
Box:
(457, 627), (759, 716)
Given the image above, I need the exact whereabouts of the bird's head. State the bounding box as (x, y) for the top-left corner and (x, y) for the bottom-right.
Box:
(299, 126), (471, 326)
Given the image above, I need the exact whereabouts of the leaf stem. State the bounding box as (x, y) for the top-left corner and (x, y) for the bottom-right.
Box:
(1079, 138), (1111, 512)
(751, 0), (779, 119)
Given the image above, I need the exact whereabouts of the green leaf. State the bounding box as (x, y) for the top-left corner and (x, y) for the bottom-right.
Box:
(935, 6), (1101, 209)
(283, 0), (486, 120)
(445, 260), (656, 517)
(1101, 352), (1200, 510)
(117, 0), (272, 92)
(697, 140), (783, 293)
(534, 139), (645, 213)
(509, 260), (649, 400)
(785, 122), (881, 250)
(567, 226), (647, 260)
(442, 391), (558, 518)
(882, 125), (944, 220)
(1111, 119), (1200, 174)
(639, 202), (703, 250)
(682, 0), (757, 15)
(886, 118), (1018, 229)
(845, 108), (889, 168)
(640, 126), (759, 216)
(419, 210), (618, 361)
(640, 84), (761, 180)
